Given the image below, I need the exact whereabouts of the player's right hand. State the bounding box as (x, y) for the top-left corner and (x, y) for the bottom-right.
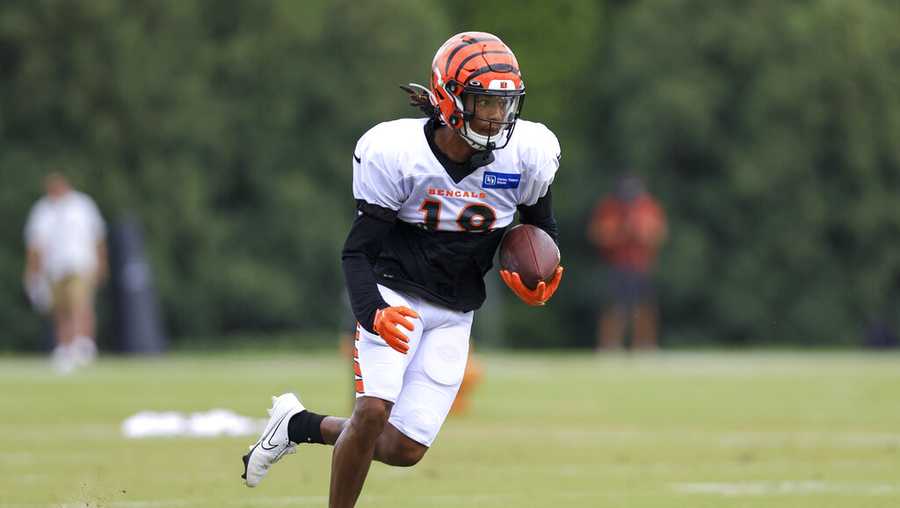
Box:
(373, 306), (420, 354)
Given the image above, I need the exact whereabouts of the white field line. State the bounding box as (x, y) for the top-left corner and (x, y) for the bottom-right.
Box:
(3, 493), (547, 508)
(11, 485), (898, 508)
(674, 481), (900, 497)
(0, 498), (319, 508)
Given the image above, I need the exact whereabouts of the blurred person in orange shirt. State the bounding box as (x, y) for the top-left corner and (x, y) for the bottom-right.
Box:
(587, 174), (667, 350)
(23, 172), (107, 373)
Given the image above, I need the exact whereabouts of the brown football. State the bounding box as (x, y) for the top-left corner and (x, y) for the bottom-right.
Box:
(499, 224), (560, 289)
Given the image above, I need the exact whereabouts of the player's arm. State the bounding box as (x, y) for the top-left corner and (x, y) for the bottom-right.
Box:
(517, 188), (558, 244)
(341, 201), (394, 332)
(500, 189), (563, 305)
(506, 191), (563, 306)
(341, 202), (418, 353)
(24, 246), (41, 282)
(23, 207), (42, 283)
(502, 126), (563, 305)
(348, 128), (421, 352)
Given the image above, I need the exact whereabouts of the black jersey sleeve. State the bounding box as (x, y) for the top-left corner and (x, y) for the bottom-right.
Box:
(341, 201), (398, 333)
(517, 188), (559, 244)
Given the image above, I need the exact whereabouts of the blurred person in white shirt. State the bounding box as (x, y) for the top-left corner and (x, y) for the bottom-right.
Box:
(23, 172), (107, 373)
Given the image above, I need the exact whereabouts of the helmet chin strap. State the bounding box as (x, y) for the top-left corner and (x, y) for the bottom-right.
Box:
(447, 123), (496, 166)
(459, 122), (503, 169)
(462, 120), (506, 151)
(461, 134), (491, 151)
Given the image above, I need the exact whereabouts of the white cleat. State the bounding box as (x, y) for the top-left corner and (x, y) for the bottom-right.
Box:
(70, 336), (97, 367)
(242, 393), (305, 487)
(51, 345), (76, 375)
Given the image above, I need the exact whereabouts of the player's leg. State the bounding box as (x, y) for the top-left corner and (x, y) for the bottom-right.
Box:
(382, 306), (473, 463)
(626, 270), (658, 350)
(241, 284), (425, 499)
(327, 286), (425, 507)
(317, 415), (424, 466)
(599, 267), (627, 350)
(67, 275), (93, 338)
(320, 308), (475, 476)
(242, 395), (422, 490)
(69, 275), (98, 366)
(50, 276), (77, 373)
(632, 303), (658, 350)
(51, 276), (75, 347)
(319, 416), (348, 443)
(328, 396), (392, 507)
(599, 306), (626, 350)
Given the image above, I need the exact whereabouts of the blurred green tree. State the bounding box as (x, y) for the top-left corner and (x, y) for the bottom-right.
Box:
(0, 0), (449, 348)
(2, 0), (899, 350)
(600, 0), (900, 344)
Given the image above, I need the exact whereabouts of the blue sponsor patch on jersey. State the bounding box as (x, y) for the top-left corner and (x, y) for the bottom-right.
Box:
(482, 171), (521, 189)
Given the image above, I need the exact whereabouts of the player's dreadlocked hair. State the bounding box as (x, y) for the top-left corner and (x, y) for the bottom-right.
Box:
(400, 84), (438, 119)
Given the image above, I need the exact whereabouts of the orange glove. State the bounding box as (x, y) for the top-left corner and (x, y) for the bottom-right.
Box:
(373, 306), (420, 354)
(500, 266), (564, 306)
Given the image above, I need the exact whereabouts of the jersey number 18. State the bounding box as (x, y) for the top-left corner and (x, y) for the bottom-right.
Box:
(420, 200), (496, 232)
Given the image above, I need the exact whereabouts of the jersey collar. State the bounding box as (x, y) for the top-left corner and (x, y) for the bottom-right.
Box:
(424, 118), (494, 184)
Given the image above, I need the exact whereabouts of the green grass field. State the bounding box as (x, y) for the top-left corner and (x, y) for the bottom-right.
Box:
(1, 351), (899, 507)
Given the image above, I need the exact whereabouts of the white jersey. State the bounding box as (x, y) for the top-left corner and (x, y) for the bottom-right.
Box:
(348, 117), (560, 312)
(352, 118), (560, 232)
(24, 191), (106, 282)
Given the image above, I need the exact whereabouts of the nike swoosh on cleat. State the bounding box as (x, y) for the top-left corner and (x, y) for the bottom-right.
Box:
(260, 412), (290, 451)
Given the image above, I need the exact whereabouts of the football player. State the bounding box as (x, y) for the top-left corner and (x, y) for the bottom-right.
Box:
(241, 32), (564, 507)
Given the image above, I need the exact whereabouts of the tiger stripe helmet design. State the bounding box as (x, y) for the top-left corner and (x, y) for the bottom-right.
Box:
(430, 32), (525, 151)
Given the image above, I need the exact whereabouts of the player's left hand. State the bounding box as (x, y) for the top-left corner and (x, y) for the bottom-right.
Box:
(500, 266), (563, 306)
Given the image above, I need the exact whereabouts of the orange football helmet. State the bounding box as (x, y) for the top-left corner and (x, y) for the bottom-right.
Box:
(425, 32), (525, 151)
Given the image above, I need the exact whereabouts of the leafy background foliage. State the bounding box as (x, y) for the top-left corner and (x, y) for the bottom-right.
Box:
(2, 0), (898, 349)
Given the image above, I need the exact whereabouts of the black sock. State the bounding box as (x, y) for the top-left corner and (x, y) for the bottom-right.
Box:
(287, 410), (326, 444)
